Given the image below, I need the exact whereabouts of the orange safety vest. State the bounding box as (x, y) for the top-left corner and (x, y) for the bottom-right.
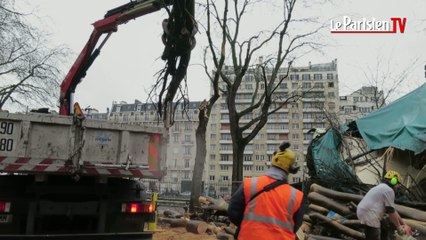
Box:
(238, 176), (303, 240)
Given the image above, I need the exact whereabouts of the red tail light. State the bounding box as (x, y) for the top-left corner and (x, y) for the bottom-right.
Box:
(121, 202), (154, 213)
(0, 202), (11, 213)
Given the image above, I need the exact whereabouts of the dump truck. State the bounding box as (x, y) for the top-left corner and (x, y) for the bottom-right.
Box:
(0, 0), (197, 238)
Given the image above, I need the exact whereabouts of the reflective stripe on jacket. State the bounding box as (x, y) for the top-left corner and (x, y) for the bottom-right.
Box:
(238, 176), (303, 240)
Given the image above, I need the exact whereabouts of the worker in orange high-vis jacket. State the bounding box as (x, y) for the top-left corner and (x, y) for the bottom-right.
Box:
(228, 142), (304, 240)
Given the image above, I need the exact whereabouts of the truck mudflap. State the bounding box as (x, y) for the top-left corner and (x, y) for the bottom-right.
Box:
(0, 232), (153, 240)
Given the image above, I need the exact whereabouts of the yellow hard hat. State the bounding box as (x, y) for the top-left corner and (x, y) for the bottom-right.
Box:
(272, 148), (296, 172)
(384, 170), (401, 185)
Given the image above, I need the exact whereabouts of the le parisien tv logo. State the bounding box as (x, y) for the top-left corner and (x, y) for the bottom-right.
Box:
(330, 16), (407, 34)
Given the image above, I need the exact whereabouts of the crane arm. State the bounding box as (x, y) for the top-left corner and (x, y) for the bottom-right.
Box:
(59, 0), (170, 115)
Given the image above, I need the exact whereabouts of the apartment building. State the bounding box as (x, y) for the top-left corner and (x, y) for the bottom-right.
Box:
(339, 86), (384, 124)
(108, 100), (200, 190)
(206, 60), (340, 195)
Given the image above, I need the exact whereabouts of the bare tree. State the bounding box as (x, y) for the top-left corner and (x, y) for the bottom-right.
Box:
(204, 0), (324, 193)
(0, 0), (68, 111)
(361, 56), (419, 109)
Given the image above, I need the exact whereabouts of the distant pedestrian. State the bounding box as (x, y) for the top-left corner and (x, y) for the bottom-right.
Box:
(228, 142), (304, 240)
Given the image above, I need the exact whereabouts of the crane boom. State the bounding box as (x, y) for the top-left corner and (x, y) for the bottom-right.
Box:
(59, 0), (170, 115)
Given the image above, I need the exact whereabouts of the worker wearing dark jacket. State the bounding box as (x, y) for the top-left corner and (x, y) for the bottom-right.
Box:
(228, 143), (304, 240)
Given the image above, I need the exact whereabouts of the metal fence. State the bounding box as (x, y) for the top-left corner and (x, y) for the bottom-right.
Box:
(140, 179), (235, 199)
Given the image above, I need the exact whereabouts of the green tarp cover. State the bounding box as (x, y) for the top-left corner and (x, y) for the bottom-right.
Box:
(311, 129), (358, 183)
(355, 83), (426, 154)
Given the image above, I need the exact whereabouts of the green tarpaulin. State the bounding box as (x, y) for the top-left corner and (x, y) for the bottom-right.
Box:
(355, 83), (426, 154)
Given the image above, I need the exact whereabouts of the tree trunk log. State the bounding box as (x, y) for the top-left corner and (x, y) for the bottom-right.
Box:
(216, 232), (234, 240)
(224, 226), (236, 235)
(309, 203), (329, 215)
(308, 192), (354, 217)
(310, 183), (362, 203)
(310, 184), (426, 222)
(206, 223), (222, 235)
(158, 217), (189, 227)
(309, 212), (365, 239)
(403, 218), (426, 235)
(163, 209), (182, 218)
(201, 196), (229, 211)
(186, 220), (208, 234)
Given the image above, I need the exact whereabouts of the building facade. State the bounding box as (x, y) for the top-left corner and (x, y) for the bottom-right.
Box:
(108, 100), (201, 191)
(206, 60), (340, 195)
(339, 86), (384, 124)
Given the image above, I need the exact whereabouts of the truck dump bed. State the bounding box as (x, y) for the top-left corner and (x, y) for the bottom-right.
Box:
(0, 111), (166, 179)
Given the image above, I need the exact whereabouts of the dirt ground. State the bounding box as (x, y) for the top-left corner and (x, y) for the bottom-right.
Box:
(152, 226), (217, 240)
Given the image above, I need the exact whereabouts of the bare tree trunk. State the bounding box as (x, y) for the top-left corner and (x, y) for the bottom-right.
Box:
(231, 144), (245, 194)
(189, 106), (208, 212)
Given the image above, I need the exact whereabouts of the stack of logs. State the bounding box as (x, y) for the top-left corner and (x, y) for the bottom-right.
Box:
(158, 196), (236, 240)
(300, 183), (426, 240)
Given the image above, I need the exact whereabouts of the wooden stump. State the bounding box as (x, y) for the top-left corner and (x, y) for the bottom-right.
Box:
(186, 220), (208, 234)
(163, 209), (182, 218)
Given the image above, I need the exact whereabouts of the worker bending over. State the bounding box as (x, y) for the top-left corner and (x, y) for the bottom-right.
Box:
(357, 170), (412, 240)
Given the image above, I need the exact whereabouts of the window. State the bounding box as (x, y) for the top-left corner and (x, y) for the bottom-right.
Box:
(221, 133), (231, 140)
(292, 83), (298, 89)
(255, 166), (264, 172)
(173, 134), (179, 143)
(302, 74), (310, 80)
(243, 155), (252, 161)
(292, 113), (299, 119)
(290, 74), (299, 80)
(221, 176), (229, 181)
(302, 82), (311, 89)
(267, 134), (277, 140)
(210, 134), (216, 140)
(328, 82), (334, 88)
(344, 107), (352, 114)
(221, 154), (230, 161)
(184, 171), (190, 179)
(184, 123), (192, 131)
(244, 165), (253, 171)
(304, 134), (313, 141)
(209, 165), (215, 171)
(210, 145), (216, 151)
(210, 124), (217, 131)
(209, 175), (215, 181)
(314, 82), (324, 88)
(210, 154), (216, 160)
(185, 135), (191, 142)
(328, 92), (335, 98)
(220, 165), (229, 171)
(292, 133), (299, 140)
(293, 177), (301, 183)
(184, 146), (191, 155)
(184, 159), (190, 168)
(279, 83), (287, 89)
(245, 84), (253, 90)
(326, 73), (334, 80)
(292, 123), (299, 129)
(313, 74), (322, 80)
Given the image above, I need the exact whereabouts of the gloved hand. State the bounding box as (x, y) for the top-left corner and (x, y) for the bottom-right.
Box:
(397, 225), (412, 236)
(397, 225), (405, 235)
(403, 224), (412, 236)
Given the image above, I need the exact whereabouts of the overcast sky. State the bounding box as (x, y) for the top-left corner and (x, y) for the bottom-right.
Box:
(16, 0), (426, 112)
